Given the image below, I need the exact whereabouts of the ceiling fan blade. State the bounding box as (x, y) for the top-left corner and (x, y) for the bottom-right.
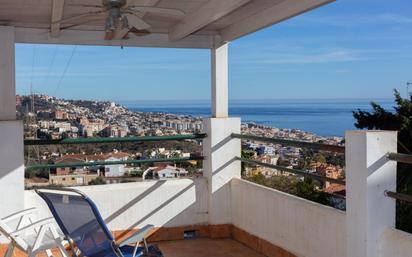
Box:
(123, 0), (146, 8)
(125, 13), (150, 30)
(60, 17), (104, 30)
(129, 28), (151, 37)
(113, 28), (130, 40)
(67, 4), (103, 8)
(53, 10), (107, 25)
(128, 6), (185, 17)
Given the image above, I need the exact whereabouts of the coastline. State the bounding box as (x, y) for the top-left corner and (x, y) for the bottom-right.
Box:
(123, 98), (394, 138)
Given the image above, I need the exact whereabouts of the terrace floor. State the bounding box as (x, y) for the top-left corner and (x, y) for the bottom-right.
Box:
(157, 238), (265, 257)
(0, 238), (264, 257)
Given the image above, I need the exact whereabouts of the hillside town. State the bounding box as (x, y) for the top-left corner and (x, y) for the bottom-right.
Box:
(20, 94), (345, 205)
(18, 94), (203, 140)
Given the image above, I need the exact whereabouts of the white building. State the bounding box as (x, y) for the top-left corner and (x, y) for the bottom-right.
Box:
(142, 165), (188, 180)
(103, 152), (129, 177)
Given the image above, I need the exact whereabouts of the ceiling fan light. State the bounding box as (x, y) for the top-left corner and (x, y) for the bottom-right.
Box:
(103, 0), (127, 8)
(105, 16), (115, 31)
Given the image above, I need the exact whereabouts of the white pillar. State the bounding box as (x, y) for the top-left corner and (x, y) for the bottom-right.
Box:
(0, 26), (16, 120)
(202, 117), (240, 229)
(0, 26), (24, 217)
(345, 131), (397, 257)
(211, 43), (229, 118)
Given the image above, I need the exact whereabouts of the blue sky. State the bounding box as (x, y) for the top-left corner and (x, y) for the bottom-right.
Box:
(16, 0), (412, 101)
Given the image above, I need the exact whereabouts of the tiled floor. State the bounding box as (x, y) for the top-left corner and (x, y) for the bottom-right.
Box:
(157, 238), (266, 257)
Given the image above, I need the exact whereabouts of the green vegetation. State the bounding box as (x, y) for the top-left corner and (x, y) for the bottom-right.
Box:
(241, 149), (255, 176)
(245, 173), (330, 206)
(353, 89), (412, 233)
(129, 169), (143, 177)
(298, 150), (344, 170)
(296, 178), (329, 205)
(25, 168), (49, 179)
(88, 177), (106, 185)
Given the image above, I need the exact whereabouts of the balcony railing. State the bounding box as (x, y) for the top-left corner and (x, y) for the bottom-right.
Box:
(232, 133), (345, 153)
(387, 152), (412, 165)
(26, 156), (204, 170)
(238, 157), (345, 185)
(385, 152), (412, 204)
(24, 134), (206, 171)
(24, 133), (206, 145)
(232, 133), (346, 185)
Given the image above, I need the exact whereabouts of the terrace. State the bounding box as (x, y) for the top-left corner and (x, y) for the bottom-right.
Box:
(1, 1), (412, 257)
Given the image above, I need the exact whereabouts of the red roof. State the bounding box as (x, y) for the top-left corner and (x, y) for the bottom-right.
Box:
(322, 184), (346, 196)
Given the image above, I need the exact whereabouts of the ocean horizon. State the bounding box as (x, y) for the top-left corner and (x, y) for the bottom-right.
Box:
(121, 99), (395, 137)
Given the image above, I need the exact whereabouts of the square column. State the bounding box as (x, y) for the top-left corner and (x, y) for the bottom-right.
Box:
(202, 117), (241, 230)
(0, 26), (16, 120)
(211, 43), (229, 118)
(345, 131), (397, 257)
(0, 26), (24, 217)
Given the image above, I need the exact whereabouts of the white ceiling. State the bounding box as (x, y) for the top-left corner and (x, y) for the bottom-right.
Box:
(0, 0), (334, 48)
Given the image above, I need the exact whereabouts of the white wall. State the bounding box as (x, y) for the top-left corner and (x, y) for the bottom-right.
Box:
(231, 178), (346, 257)
(0, 26), (16, 120)
(105, 163), (125, 177)
(379, 228), (412, 257)
(0, 26), (24, 220)
(25, 178), (208, 231)
(0, 121), (24, 217)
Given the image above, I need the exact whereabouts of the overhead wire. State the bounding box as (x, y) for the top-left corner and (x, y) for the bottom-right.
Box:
(30, 45), (36, 95)
(43, 46), (59, 87)
(53, 45), (77, 95)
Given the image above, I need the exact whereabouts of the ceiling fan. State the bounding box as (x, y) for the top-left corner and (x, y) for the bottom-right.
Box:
(55, 0), (185, 40)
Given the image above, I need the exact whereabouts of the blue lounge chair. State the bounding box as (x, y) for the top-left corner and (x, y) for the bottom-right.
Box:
(35, 188), (162, 257)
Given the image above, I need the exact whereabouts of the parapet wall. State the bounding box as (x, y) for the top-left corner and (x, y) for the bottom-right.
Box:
(378, 227), (412, 257)
(231, 178), (347, 257)
(22, 178), (412, 257)
(25, 178), (209, 231)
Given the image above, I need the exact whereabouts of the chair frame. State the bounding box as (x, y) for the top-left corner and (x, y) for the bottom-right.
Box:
(35, 187), (155, 257)
(0, 207), (69, 257)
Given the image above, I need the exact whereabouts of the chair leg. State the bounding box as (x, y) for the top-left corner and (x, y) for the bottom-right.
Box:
(132, 242), (139, 257)
(5, 244), (14, 257)
(57, 243), (70, 257)
(28, 251), (38, 257)
(143, 238), (149, 253)
(45, 249), (53, 257)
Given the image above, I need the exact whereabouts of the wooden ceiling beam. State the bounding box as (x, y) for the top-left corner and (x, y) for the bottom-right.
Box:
(169, 0), (251, 42)
(15, 27), (215, 49)
(220, 0), (335, 42)
(50, 0), (65, 38)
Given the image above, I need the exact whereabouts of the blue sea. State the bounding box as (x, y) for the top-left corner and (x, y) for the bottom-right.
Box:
(122, 99), (394, 137)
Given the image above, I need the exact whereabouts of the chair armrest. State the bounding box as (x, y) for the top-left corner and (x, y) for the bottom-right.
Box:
(1, 208), (38, 223)
(10, 218), (55, 236)
(118, 225), (154, 247)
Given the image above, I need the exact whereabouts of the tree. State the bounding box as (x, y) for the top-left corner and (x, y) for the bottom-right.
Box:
(315, 153), (327, 164)
(25, 168), (49, 179)
(247, 173), (266, 185)
(296, 178), (329, 205)
(245, 173), (331, 206)
(241, 149), (255, 176)
(89, 177), (106, 185)
(129, 169), (143, 177)
(353, 89), (412, 232)
(25, 169), (36, 179)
